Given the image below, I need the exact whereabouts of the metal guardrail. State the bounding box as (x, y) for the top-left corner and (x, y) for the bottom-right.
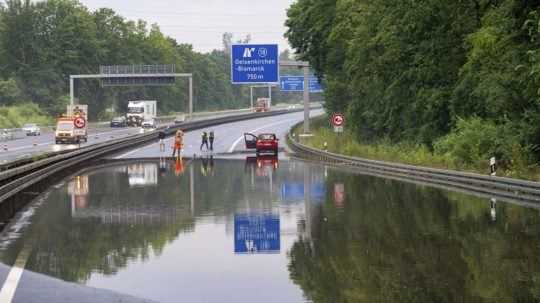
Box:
(0, 107), (313, 203)
(287, 122), (540, 204)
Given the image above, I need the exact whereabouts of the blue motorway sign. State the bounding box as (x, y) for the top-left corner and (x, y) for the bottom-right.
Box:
(231, 44), (279, 84)
(280, 76), (304, 91)
(280, 75), (324, 93)
(309, 77), (324, 93)
(234, 214), (280, 254)
(280, 182), (326, 202)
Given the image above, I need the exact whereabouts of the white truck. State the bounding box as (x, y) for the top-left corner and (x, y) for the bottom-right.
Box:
(254, 98), (271, 112)
(126, 100), (157, 127)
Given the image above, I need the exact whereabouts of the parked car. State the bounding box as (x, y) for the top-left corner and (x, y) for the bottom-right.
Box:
(141, 119), (156, 129)
(244, 133), (279, 155)
(110, 116), (127, 127)
(22, 123), (40, 136)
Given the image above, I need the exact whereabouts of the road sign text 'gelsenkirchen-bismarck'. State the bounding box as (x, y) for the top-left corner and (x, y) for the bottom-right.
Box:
(231, 44), (279, 84)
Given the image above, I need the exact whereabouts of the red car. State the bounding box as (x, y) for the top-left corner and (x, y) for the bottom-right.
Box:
(244, 133), (279, 155)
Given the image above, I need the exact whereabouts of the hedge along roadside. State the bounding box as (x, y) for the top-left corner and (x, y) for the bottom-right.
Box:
(0, 106), (317, 203)
(287, 121), (540, 205)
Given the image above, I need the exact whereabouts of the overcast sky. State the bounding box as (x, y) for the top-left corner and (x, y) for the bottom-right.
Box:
(80, 0), (295, 53)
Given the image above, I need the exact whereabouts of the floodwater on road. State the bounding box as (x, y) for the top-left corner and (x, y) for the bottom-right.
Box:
(1, 157), (540, 303)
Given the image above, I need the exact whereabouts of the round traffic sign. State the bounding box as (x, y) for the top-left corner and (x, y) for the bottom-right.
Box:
(331, 113), (344, 127)
(74, 117), (86, 129)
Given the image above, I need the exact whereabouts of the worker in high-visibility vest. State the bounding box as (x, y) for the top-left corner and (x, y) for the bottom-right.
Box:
(172, 129), (184, 158)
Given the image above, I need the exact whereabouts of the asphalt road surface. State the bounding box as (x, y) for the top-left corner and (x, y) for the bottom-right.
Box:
(113, 109), (324, 160)
(0, 125), (143, 164)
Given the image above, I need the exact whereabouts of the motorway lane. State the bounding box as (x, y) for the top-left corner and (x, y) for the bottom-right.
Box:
(113, 109), (324, 159)
(0, 126), (146, 164)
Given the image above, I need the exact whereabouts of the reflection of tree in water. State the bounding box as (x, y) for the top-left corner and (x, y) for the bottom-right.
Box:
(22, 166), (196, 283)
(289, 172), (540, 303)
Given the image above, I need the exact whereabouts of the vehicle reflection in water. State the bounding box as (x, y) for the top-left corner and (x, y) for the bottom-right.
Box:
(245, 155), (278, 177)
(2, 159), (540, 302)
(127, 163), (158, 187)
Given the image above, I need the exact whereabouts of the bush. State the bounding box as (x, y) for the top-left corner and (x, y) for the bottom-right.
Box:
(434, 117), (528, 168)
(0, 103), (52, 128)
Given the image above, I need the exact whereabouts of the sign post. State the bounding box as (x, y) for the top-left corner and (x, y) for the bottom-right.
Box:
(303, 66), (310, 133)
(231, 44), (279, 84)
(490, 157), (497, 176)
(331, 113), (345, 133)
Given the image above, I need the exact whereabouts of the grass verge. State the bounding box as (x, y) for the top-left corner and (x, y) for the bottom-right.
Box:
(293, 116), (540, 181)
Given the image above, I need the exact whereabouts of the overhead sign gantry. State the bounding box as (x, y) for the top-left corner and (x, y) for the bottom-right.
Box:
(70, 64), (194, 118)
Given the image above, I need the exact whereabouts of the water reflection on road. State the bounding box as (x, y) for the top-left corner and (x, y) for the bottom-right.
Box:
(1, 157), (540, 302)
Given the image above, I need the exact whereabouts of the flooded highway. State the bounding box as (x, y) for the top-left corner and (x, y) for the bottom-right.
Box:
(1, 157), (540, 302)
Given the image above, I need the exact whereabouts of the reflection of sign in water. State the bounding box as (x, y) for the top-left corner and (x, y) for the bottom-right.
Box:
(69, 175), (89, 211)
(281, 183), (304, 201)
(334, 183), (345, 207)
(281, 182), (326, 202)
(128, 163), (158, 187)
(68, 175), (89, 196)
(234, 214), (280, 254)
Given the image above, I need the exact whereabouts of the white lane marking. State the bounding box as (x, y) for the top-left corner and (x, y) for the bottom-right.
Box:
(115, 137), (172, 159)
(0, 245), (31, 303)
(90, 128), (136, 136)
(1, 128), (136, 153)
(227, 118), (298, 153)
(4, 142), (49, 152)
(115, 146), (148, 159)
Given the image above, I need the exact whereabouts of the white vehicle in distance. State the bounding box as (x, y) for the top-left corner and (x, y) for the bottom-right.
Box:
(287, 105), (297, 110)
(126, 100), (157, 127)
(174, 113), (186, 124)
(0, 129), (13, 141)
(22, 123), (41, 136)
(141, 119), (157, 129)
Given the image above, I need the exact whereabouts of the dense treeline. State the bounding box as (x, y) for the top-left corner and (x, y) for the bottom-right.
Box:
(0, 0), (301, 121)
(286, 0), (540, 167)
